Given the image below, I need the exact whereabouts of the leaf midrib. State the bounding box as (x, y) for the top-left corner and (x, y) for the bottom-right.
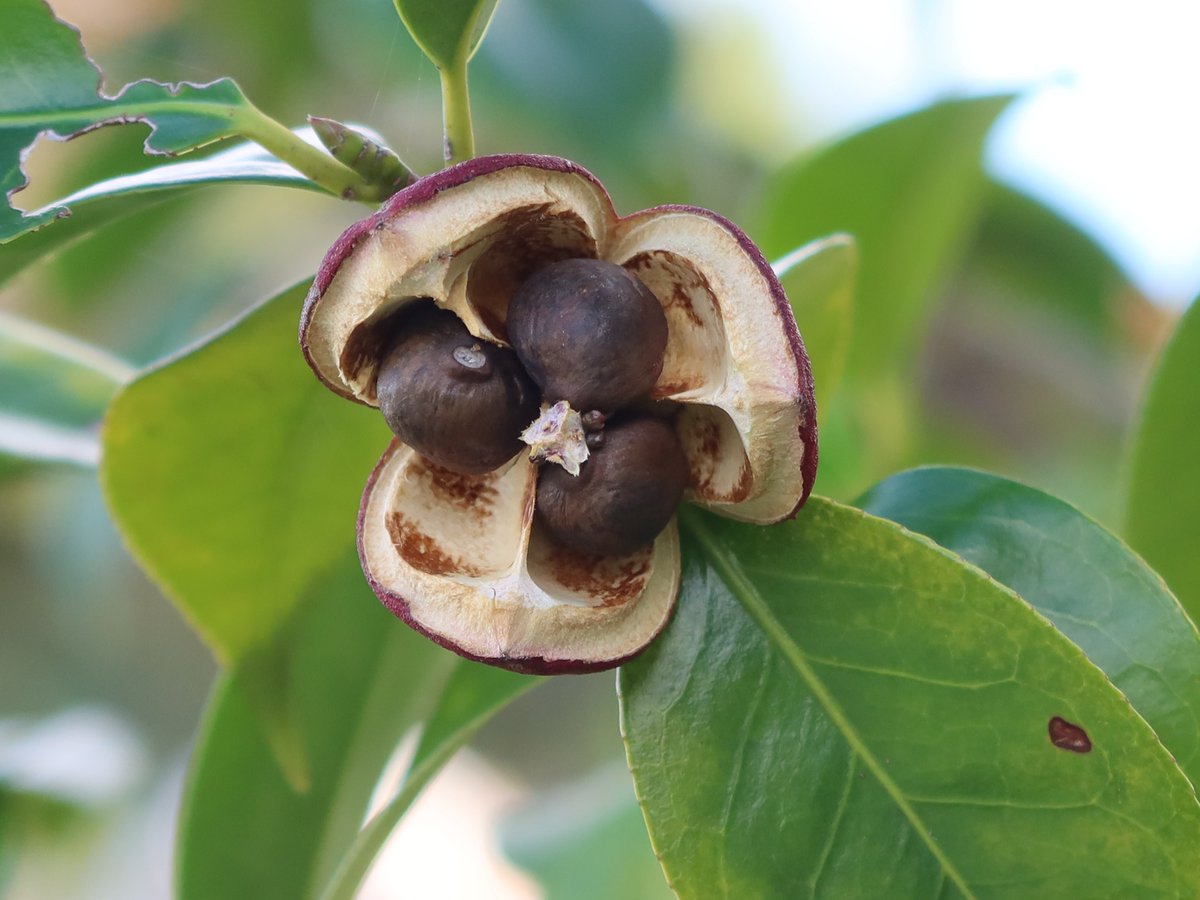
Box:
(1, 99), (245, 130)
(680, 507), (977, 900)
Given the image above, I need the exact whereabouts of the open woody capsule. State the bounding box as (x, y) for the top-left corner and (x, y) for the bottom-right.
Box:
(300, 154), (816, 674)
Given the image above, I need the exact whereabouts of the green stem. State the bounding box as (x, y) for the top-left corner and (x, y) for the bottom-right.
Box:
(235, 106), (377, 201)
(439, 58), (475, 166)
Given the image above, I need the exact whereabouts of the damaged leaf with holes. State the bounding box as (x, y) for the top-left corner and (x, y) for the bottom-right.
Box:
(300, 154), (818, 673)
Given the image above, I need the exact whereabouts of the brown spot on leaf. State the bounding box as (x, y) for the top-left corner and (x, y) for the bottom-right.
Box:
(1049, 716), (1092, 753)
(386, 511), (478, 576)
(543, 540), (652, 608)
(408, 456), (500, 514)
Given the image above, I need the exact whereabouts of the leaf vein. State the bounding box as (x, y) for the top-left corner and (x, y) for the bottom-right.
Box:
(683, 509), (979, 900)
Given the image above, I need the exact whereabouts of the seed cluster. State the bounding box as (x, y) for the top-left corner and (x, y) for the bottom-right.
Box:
(376, 258), (689, 556)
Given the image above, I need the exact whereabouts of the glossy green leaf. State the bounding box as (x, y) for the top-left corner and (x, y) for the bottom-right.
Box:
(773, 234), (856, 404)
(101, 282), (391, 666)
(320, 660), (536, 900)
(1125, 297), (1200, 621)
(502, 765), (674, 900)
(0, 0), (262, 239)
(860, 466), (1200, 788)
(0, 312), (132, 466)
(0, 138), (318, 287)
(620, 501), (1200, 898)
(177, 551), (453, 900)
(392, 0), (501, 70)
(757, 96), (1011, 382)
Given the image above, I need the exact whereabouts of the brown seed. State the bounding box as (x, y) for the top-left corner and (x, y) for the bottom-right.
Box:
(377, 302), (539, 474)
(507, 258), (668, 414)
(536, 414), (688, 557)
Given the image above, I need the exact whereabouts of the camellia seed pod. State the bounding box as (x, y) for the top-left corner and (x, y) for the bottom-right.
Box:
(300, 154), (817, 674)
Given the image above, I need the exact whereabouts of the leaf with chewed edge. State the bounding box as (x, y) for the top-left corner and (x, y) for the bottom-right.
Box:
(0, 137), (319, 287)
(0, 0), (264, 238)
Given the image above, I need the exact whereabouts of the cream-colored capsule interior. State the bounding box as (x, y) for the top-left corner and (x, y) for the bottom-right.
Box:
(360, 441), (680, 665)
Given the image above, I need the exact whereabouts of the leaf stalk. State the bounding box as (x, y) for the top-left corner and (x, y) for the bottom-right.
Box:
(439, 59), (475, 166)
(234, 106), (379, 201)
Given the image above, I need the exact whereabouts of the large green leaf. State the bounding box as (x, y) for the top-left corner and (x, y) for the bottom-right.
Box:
(319, 660), (536, 900)
(1125, 297), (1200, 620)
(967, 181), (1129, 339)
(860, 466), (1200, 788)
(0, 138), (317, 287)
(392, 0), (501, 70)
(757, 96), (1011, 382)
(101, 282), (391, 666)
(0, 312), (132, 467)
(176, 551), (454, 900)
(620, 501), (1200, 898)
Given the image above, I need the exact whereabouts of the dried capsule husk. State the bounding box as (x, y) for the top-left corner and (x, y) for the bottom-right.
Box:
(301, 154), (818, 673)
(508, 258), (668, 414)
(536, 414), (688, 557)
(376, 302), (538, 474)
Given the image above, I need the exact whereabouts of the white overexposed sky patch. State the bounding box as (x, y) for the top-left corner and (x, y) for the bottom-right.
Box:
(649, 0), (1200, 308)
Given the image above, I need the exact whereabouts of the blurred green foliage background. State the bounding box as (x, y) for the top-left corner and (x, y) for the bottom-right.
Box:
(0, 0), (1185, 895)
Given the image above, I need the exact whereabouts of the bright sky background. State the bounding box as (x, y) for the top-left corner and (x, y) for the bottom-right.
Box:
(650, 0), (1200, 308)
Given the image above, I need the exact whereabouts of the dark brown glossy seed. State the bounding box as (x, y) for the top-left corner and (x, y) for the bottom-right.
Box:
(535, 414), (688, 556)
(507, 259), (668, 414)
(377, 302), (539, 474)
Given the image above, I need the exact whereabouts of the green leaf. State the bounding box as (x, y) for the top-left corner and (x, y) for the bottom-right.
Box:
(319, 660), (536, 900)
(757, 96), (1012, 382)
(177, 550), (454, 900)
(0, 0), (263, 238)
(0, 137), (319, 286)
(2, 0), (379, 232)
(501, 765), (674, 900)
(773, 234), (856, 404)
(392, 0), (501, 70)
(620, 501), (1200, 898)
(1125, 297), (1200, 620)
(0, 312), (132, 467)
(101, 281), (392, 667)
(967, 181), (1130, 339)
(860, 466), (1200, 789)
